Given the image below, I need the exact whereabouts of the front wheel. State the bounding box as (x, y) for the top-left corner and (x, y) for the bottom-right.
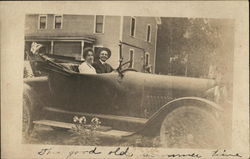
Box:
(160, 106), (225, 149)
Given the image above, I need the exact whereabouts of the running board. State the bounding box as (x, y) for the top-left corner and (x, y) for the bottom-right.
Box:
(34, 120), (74, 129)
(33, 120), (134, 138)
(44, 107), (148, 124)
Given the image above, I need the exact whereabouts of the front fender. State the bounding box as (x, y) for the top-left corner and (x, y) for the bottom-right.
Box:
(136, 97), (223, 137)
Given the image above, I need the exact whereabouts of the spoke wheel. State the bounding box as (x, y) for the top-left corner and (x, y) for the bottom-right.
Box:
(160, 106), (225, 149)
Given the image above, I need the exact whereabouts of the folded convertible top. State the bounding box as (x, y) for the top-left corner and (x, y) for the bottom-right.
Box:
(38, 54), (76, 76)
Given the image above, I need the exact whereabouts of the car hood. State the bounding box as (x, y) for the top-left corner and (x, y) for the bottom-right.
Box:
(121, 71), (216, 94)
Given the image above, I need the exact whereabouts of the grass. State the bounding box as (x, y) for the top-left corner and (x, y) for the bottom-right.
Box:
(24, 116), (158, 147)
(24, 125), (159, 147)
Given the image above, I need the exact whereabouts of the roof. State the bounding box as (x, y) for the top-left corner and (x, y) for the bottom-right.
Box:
(25, 36), (96, 43)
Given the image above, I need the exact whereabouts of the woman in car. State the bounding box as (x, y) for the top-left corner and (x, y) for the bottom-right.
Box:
(78, 47), (96, 74)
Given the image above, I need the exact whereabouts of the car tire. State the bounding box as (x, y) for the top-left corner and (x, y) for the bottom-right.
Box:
(23, 94), (34, 138)
(160, 105), (225, 149)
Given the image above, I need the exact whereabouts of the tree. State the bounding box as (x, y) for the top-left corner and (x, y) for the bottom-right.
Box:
(157, 17), (234, 101)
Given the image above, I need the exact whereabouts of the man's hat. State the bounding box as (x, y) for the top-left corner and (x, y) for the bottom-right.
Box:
(98, 47), (111, 59)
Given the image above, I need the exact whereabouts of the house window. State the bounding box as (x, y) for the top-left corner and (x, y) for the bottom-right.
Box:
(130, 17), (136, 37)
(95, 15), (104, 33)
(54, 15), (62, 29)
(53, 41), (81, 58)
(146, 25), (151, 42)
(145, 52), (150, 66)
(39, 15), (47, 29)
(129, 49), (134, 68)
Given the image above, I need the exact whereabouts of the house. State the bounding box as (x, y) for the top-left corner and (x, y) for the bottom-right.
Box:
(25, 14), (161, 73)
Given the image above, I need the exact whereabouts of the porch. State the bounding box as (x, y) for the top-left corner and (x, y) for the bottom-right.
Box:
(25, 36), (96, 61)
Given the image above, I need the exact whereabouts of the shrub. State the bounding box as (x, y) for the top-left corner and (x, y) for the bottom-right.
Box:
(68, 116), (101, 145)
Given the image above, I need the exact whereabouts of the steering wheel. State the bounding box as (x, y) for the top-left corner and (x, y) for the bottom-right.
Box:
(120, 68), (137, 74)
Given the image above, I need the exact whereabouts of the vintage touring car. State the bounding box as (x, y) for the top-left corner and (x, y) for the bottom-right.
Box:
(23, 47), (230, 148)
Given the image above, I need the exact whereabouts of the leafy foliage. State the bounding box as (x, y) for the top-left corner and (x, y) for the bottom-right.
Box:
(160, 18), (233, 79)
(67, 116), (101, 145)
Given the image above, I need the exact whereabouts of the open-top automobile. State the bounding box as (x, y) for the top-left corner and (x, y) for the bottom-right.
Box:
(23, 45), (230, 148)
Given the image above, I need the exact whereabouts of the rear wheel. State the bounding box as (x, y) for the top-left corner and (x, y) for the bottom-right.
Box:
(160, 106), (225, 149)
(23, 95), (34, 138)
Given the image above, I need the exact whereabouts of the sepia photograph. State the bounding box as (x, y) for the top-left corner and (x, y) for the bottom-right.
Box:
(1, 1), (249, 159)
(23, 14), (234, 149)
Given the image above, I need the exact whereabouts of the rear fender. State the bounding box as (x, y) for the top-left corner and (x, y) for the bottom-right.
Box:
(136, 97), (223, 137)
(23, 78), (49, 119)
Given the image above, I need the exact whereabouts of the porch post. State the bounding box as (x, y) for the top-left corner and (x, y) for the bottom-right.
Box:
(80, 40), (84, 61)
(50, 41), (54, 54)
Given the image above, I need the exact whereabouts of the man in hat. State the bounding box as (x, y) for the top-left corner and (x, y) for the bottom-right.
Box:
(93, 47), (113, 73)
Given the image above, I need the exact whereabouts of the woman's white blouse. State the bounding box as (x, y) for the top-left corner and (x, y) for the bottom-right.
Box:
(78, 62), (97, 74)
